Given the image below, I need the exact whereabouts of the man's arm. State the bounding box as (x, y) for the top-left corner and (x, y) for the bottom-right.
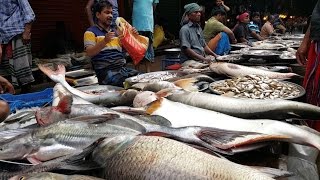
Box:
(85, 0), (95, 26)
(85, 31), (115, 57)
(221, 1), (230, 12)
(250, 31), (264, 41)
(22, 23), (32, 45)
(0, 76), (15, 94)
(223, 27), (237, 43)
(296, 24), (311, 65)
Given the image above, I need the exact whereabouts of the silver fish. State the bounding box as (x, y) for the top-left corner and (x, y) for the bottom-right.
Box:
(145, 97), (320, 150)
(38, 64), (138, 107)
(209, 62), (299, 79)
(93, 135), (289, 180)
(153, 88), (320, 120)
(0, 116), (141, 163)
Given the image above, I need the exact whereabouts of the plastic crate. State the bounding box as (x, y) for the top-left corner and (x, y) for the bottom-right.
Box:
(0, 88), (53, 113)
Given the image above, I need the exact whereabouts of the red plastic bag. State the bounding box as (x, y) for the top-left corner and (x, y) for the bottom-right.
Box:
(116, 17), (149, 65)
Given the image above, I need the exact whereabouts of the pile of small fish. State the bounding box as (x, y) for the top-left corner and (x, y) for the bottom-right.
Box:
(126, 71), (179, 83)
(211, 75), (301, 99)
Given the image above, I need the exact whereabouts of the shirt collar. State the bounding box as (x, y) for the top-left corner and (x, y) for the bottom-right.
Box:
(187, 21), (200, 27)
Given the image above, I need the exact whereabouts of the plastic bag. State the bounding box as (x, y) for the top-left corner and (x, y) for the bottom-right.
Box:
(153, 25), (165, 48)
(116, 17), (149, 65)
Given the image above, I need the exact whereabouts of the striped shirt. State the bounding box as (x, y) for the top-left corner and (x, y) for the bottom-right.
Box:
(248, 21), (260, 34)
(84, 26), (125, 69)
(0, 0), (35, 44)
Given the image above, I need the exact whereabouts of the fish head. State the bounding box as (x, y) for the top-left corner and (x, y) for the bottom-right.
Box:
(35, 95), (71, 126)
(133, 91), (158, 108)
(35, 107), (68, 126)
(0, 134), (34, 160)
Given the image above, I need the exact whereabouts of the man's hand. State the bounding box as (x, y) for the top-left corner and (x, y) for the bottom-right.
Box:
(0, 76), (15, 94)
(0, 45), (2, 63)
(296, 42), (309, 66)
(231, 39), (237, 44)
(104, 31), (116, 43)
(22, 30), (31, 45)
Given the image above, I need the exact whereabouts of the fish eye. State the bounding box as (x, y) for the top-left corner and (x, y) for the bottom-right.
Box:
(0, 148), (3, 151)
(19, 177), (25, 180)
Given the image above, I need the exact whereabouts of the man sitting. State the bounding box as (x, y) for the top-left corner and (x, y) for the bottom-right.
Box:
(232, 12), (251, 44)
(248, 12), (264, 41)
(179, 3), (217, 63)
(84, 1), (139, 87)
(203, 9), (237, 55)
(261, 15), (276, 38)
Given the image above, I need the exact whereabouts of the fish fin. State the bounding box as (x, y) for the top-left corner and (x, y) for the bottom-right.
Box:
(27, 157), (42, 165)
(230, 142), (271, 154)
(287, 111), (301, 118)
(56, 94), (73, 114)
(135, 115), (172, 127)
(146, 98), (163, 115)
(102, 118), (147, 133)
(250, 166), (293, 178)
(111, 106), (147, 116)
(174, 78), (199, 92)
(197, 127), (290, 149)
(61, 141), (102, 171)
(67, 115), (120, 124)
(155, 89), (174, 98)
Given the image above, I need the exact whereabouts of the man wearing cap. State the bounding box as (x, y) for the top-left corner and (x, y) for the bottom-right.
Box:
(179, 3), (217, 63)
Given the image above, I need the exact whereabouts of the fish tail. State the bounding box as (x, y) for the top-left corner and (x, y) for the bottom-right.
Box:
(146, 99), (163, 115)
(197, 127), (291, 150)
(38, 64), (66, 83)
(174, 78), (198, 92)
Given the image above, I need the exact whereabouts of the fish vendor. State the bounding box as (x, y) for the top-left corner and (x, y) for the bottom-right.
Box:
(260, 15), (276, 38)
(248, 12), (264, 41)
(296, 0), (320, 131)
(179, 3), (217, 63)
(232, 12), (251, 44)
(84, 1), (139, 87)
(203, 9), (237, 55)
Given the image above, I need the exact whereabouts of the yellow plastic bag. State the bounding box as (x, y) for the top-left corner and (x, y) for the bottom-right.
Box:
(116, 17), (149, 65)
(153, 25), (165, 48)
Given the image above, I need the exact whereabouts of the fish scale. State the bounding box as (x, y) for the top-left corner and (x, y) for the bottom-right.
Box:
(93, 136), (274, 180)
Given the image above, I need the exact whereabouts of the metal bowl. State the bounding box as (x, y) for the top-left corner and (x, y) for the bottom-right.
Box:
(209, 80), (305, 100)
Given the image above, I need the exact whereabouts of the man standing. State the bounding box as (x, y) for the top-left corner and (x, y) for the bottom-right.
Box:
(203, 9), (237, 55)
(0, 0), (35, 93)
(296, 0), (320, 131)
(131, 0), (159, 72)
(180, 3), (217, 63)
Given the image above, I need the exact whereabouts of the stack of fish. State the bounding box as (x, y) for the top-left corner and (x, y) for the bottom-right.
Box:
(0, 63), (319, 180)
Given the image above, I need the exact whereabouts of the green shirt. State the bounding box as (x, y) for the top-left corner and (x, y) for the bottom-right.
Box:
(203, 17), (226, 42)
